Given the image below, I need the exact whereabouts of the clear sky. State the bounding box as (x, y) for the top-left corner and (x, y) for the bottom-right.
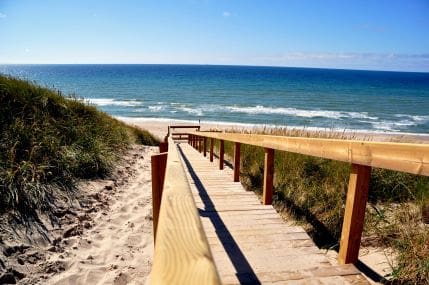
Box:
(0, 0), (428, 71)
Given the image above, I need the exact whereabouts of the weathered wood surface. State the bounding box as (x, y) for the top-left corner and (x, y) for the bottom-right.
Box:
(178, 142), (369, 284)
(233, 142), (241, 182)
(262, 148), (274, 205)
(338, 164), (371, 264)
(188, 131), (429, 176)
(151, 152), (168, 241)
(150, 137), (221, 285)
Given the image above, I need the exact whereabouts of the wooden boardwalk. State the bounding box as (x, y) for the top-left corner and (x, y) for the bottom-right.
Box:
(177, 142), (369, 285)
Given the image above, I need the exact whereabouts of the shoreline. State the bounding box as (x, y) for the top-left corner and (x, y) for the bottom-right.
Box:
(118, 117), (429, 143)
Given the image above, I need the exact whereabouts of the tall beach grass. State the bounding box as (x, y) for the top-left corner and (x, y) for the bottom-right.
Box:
(0, 75), (158, 216)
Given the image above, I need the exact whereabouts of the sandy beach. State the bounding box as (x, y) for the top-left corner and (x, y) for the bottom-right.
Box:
(120, 118), (429, 143)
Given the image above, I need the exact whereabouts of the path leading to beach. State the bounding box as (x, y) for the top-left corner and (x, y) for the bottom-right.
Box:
(45, 145), (156, 285)
(1, 145), (156, 285)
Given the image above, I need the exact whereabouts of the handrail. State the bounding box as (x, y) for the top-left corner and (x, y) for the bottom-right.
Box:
(151, 136), (221, 285)
(168, 125), (200, 136)
(187, 131), (429, 265)
(188, 131), (429, 176)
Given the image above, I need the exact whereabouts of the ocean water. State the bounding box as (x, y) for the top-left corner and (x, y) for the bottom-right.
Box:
(1, 64), (428, 134)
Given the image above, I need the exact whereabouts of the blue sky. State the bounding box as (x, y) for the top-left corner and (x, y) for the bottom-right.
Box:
(0, 0), (428, 71)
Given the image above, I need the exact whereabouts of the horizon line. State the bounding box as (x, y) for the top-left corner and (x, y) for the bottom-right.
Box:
(1, 63), (428, 74)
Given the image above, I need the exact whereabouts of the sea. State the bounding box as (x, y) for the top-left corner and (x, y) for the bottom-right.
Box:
(1, 64), (428, 134)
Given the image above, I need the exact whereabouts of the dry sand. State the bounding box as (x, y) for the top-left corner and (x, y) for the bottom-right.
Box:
(0, 145), (156, 285)
(121, 118), (429, 143)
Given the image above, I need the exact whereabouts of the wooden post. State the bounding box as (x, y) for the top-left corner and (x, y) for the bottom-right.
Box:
(338, 164), (371, 264)
(210, 138), (214, 162)
(187, 134), (190, 144)
(159, 142), (168, 153)
(262, 148), (274, 205)
(198, 137), (202, 153)
(151, 152), (168, 242)
(203, 137), (207, 157)
(219, 140), (224, 170)
(233, 142), (241, 182)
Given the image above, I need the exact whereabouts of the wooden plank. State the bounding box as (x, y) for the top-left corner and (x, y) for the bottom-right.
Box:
(338, 164), (371, 264)
(233, 142), (241, 182)
(198, 136), (203, 153)
(151, 152), (168, 242)
(171, 132), (193, 135)
(221, 264), (362, 284)
(188, 131), (429, 176)
(210, 138), (214, 162)
(169, 125), (200, 131)
(151, 137), (221, 285)
(176, 142), (370, 284)
(195, 136), (200, 152)
(262, 148), (274, 205)
(219, 139), (225, 170)
(159, 142), (168, 153)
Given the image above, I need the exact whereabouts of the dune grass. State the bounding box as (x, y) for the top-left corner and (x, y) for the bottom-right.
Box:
(207, 128), (429, 283)
(0, 75), (158, 216)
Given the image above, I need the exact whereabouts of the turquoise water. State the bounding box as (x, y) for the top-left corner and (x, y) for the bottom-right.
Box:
(1, 64), (428, 134)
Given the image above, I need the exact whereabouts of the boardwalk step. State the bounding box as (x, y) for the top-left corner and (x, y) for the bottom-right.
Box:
(177, 142), (369, 284)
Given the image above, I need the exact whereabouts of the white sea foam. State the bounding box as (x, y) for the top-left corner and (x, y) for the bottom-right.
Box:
(148, 105), (165, 111)
(177, 106), (204, 116)
(225, 105), (341, 118)
(346, 112), (378, 120)
(86, 98), (142, 107)
(369, 119), (420, 132)
(224, 105), (381, 121)
(395, 114), (429, 122)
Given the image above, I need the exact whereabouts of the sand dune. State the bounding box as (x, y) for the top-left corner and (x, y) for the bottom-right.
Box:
(45, 145), (156, 285)
(0, 145), (156, 285)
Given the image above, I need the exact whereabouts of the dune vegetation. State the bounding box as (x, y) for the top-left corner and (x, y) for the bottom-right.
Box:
(208, 128), (429, 284)
(0, 75), (158, 216)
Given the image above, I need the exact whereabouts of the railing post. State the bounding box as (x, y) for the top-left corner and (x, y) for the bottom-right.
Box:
(262, 148), (274, 205)
(219, 140), (224, 170)
(233, 142), (241, 182)
(203, 137), (207, 157)
(198, 137), (202, 153)
(210, 138), (214, 162)
(151, 152), (168, 243)
(187, 134), (190, 145)
(159, 142), (168, 153)
(338, 164), (371, 264)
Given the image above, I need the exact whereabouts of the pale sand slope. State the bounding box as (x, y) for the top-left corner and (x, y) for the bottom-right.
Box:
(43, 145), (156, 285)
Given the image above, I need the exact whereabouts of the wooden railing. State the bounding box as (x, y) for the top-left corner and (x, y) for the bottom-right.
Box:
(167, 125), (200, 141)
(187, 131), (429, 264)
(150, 136), (221, 285)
